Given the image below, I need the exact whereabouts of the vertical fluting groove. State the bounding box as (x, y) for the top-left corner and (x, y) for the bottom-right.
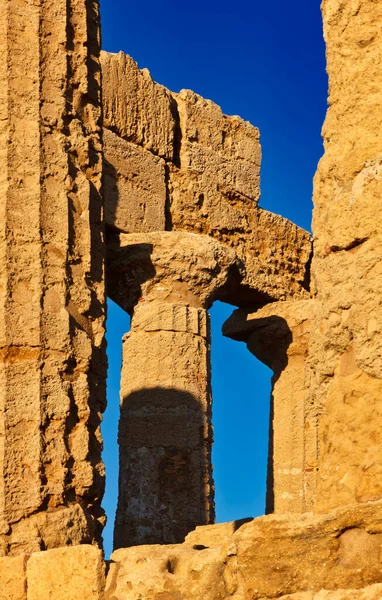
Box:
(0, 0), (8, 534)
(2, 0), (43, 532)
(115, 302), (214, 549)
(0, 0), (106, 555)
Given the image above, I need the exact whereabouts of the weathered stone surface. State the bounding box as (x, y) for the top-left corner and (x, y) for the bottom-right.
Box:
(103, 128), (166, 233)
(170, 87), (261, 223)
(306, 0), (382, 512)
(107, 231), (243, 313)
(276, 586), (382, 600)
(115, 302), (214, 548)
(112, 232), (242, 548)
(101, 51), (176, 160)
(225, 502), (382, 599)
(0, 555), (26, 600)
(101, 51), (312, 305)
(0, 0), (106, 553)
(106, 544), (228, 600)
(27, 545), (105, 600)
(1, 504), (96, 557)
(107, 502), (382, 600)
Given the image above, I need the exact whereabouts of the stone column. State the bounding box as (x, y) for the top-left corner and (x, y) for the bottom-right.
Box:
(0, 0), (106, 555)
(115, 301), (213, 548)
(106, 231), (241, 548)
(223, 300), (311, 514)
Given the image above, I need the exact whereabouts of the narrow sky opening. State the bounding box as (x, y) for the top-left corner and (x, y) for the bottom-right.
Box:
(102, 299), (130, 559)
(210, 302), (272, 522)
(102, 299), (273, 557)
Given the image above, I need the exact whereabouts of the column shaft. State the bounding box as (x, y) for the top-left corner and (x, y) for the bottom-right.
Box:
(114, 301), (214, 548)
(0, 0), (106, 555)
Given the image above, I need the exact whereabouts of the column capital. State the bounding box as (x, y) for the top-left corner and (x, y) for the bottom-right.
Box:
(107, 231), (243, 313)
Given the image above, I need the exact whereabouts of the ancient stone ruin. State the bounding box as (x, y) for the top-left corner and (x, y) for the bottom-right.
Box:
(0, 0), (381, 598)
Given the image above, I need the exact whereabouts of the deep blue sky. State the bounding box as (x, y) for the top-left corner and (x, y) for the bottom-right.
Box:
(100, 0), (327, 557)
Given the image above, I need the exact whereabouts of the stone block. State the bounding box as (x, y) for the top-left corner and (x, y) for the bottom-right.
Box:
(101, 51), (176, 160)
(104, 128), (166, 233)
(106, 545), (227, 600)
(0, 555), (27, 600)
(26, 545), (105, 600)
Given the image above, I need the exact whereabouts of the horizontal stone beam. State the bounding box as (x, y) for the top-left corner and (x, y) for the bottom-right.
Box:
(101, 51), (312, 307)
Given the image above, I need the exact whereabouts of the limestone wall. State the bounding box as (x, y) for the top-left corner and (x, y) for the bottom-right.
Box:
(308, 0), (382, 512)
(0, 0), (106, 554)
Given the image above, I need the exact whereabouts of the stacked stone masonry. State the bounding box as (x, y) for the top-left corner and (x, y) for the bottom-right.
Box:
(101, 51), (312, 306)
(2, 502), (382, 599)
(0, 0), (381, 597)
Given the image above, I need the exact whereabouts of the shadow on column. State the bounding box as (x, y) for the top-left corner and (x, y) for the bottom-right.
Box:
(244, 316), (292, 515)
(114, 387), (213, 550)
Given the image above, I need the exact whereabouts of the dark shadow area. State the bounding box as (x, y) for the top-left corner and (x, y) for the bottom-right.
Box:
(103, 156), (120, 233)
(114, 387), (213, 550)
(233, 517), (254, 532)
(245, 315), (292, 514)
(105, 233), (155, 315)
(246, 315), (292, 377)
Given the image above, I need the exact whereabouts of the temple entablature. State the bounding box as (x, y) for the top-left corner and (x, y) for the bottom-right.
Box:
(101, 52), (313, 307)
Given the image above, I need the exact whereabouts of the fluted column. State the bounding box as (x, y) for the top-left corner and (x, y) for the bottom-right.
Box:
(115, 301), (213, 548)
(0, 0), (106, 555)
(107, 231), (241, 548)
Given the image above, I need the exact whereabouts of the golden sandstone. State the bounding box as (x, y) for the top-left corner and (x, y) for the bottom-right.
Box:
(0, 0), (381, 598)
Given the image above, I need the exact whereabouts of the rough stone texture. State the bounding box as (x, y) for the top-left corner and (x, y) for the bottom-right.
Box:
(101, 51), (312, 306)
(223, 301), (312, 514)
(0, 0), (381, 597)
(0, 555), (26, 600)
(0, 0), (106, 554)
(107, 231), (242, 313)
(106, 543), (228, 600)
(115, 303), (214, 548)
(306, 0), (382, 512)
(104, 128), (166, 233)
(27, 545), (105, 600)
(101, 51), (176, 160)
(276, 587), (382, 600)
(105, 502), (382, 600)
(169, 90), (311, 303)
(111, 232), (241, 548)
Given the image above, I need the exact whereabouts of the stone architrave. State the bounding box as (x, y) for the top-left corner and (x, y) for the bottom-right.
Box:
(0, 0), (106, 554)
(107, 231), (242, 548)
(101, 51), (313, 306)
